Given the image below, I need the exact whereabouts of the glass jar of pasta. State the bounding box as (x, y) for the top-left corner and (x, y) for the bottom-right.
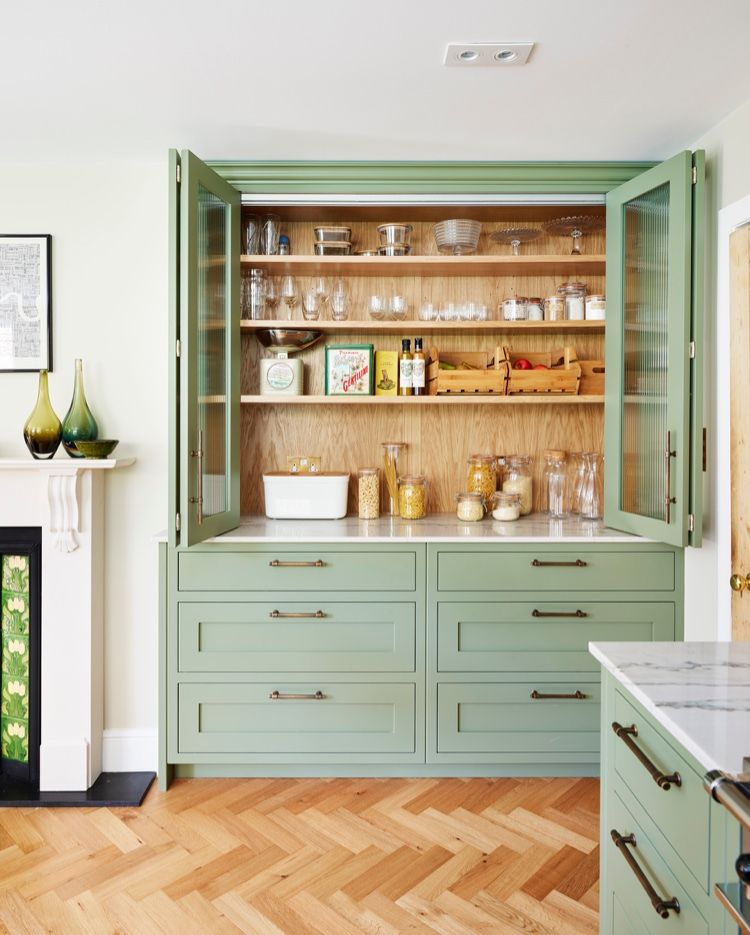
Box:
(398, 475), (427, 520)
(466, 454), (497, 501)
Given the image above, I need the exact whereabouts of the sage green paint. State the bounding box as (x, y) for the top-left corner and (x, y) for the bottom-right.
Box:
(177, 601), (416, 673)
(179, 150), (241, 546)
(690, 150), (706, 547)
(437, 601), (675, 672)
(604, 151), (695, 546)
(158, 542), (173, 791)
(168, 151), (180, 550)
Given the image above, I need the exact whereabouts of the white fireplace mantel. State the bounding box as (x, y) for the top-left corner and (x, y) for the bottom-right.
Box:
(0, 455), (133, 790)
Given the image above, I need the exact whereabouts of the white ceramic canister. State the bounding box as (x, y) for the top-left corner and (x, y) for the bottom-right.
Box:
(260, 354), (304, 395)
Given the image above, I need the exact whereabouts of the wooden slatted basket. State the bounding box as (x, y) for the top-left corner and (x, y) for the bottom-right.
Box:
(427, 346), (508, 395)
(503, 345), (581, 395)
(578, 360), (606, 395)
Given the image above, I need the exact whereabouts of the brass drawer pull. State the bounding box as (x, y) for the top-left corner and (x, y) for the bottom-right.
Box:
(611, 829), (681, 918)
(531, 690), (586, 700)
(612, 722), (682, 790)
(532, 609), (588, 618)
(531, 558), (588, 568)
(269, 559), (326, 568)
(269, 610), (326, 619)
(269, 690), (325, 701)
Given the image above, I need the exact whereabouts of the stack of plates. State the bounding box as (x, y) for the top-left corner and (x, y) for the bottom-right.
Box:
(314, 226), (352, 256)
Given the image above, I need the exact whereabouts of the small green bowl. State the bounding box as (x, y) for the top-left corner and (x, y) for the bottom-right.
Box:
(73, 439), (119, 459)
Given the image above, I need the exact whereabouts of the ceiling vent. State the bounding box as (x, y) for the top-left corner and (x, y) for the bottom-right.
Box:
(443, 42), (534, 67)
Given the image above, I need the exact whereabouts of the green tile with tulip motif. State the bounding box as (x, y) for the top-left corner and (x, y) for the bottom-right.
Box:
(1, 556), (30, 763)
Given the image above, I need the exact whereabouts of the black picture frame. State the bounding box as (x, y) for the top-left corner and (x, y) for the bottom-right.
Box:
(0, 234), (52, 372)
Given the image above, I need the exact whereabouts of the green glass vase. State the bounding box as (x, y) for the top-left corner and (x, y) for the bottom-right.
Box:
(23, 370), (62, 460)
(61, 358), (98, 458)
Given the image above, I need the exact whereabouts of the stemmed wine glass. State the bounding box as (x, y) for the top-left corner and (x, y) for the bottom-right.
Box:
(264, 276), (280, 319)
(281, 275), (299, 320)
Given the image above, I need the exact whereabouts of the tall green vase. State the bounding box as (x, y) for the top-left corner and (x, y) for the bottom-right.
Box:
(23, 370), (62, 460)
(61, 358), (98, 458)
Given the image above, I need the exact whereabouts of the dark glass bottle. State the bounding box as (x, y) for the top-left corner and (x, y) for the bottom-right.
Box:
(61, 358), (98, 457)
(23, 370), (62, 459)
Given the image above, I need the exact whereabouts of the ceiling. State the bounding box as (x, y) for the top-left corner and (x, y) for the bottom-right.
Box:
(4, 0), (750, 163)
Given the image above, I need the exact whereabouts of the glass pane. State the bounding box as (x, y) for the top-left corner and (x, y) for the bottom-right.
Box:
(621, 182), (670, 520)
(197, 183), (228, 519)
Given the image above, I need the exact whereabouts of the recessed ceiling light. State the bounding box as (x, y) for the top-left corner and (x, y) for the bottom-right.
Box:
(443, 42), (534, 67)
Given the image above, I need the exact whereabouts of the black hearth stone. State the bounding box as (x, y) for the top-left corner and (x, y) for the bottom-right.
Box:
(0, 771), (155, 807)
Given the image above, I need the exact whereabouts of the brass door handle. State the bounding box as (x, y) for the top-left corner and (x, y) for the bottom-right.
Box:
(531, 559), (587, 568)
(611, 830), (680, 918)
(269, 559), (326, 568)
(531, 690), (586, 700)
(532, 609), (588, 618)
(269, 690), (325, 701)
(612, 722), (682, 790)
(269, 610), (326, 619)
(730, 573), (750, 593)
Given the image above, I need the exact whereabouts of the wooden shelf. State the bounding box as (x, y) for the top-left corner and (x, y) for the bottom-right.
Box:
(241, 319), (605, 336)
(241, 254), (606, 277)
(240, 394), (604, 406)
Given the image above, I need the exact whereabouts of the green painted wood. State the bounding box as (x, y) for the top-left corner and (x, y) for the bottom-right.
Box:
(436, 679), (601, 755)
(177, 549), (417, 592)
(168, 150), (180, 550)
(178, 601), (416, 672)
(436, 549), (675, 592)
(180, 150), (241, 546)
(604, 150), (695, 546)
(689, 150), (706, 547)
(613, 688), (710, 889)
(612, 891), (649, 935)
(437, 601), (675, 672)
(158, 543), (172, 791)
(206, 160), (655, 195)
(178, 682), (415, 755)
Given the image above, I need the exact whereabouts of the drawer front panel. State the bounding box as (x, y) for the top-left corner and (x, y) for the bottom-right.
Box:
(436, 550), (674, 592)
(178, 682), (415, 754)
(608, 791), (708, 935)
(613, 690), (709, 889)
(178, 602), (416, 673)
(438, 602), (674, 672)
(437, 680), (600, 755)
(178, 550), (416, 592)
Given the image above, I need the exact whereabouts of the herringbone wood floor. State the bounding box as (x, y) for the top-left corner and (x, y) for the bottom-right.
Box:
(0, 777), (600, 934)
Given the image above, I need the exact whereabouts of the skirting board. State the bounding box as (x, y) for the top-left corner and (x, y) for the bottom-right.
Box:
(102, 728), (158, 772)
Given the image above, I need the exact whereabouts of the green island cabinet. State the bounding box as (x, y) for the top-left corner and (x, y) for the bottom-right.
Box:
(160, 153), (705, 788)
(599, 670), (740, 935)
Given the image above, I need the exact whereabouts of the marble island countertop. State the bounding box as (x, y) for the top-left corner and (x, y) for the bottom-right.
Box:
(590, 641), (750, 780)
(155, 513), (647, 543)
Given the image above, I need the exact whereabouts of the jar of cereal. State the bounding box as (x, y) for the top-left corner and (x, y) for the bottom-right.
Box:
(398, 475), (427, 520)
(466, 454), (496, 501)
(357, 467), (380, 519)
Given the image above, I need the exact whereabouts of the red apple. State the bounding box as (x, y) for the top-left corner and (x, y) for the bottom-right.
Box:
(533, 363), (548, 370)
(513, 358), (532, 370)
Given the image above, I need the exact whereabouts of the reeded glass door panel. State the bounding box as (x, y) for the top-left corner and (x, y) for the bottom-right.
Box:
(180, 152), (240, 546)
(604, 152), (693, 547)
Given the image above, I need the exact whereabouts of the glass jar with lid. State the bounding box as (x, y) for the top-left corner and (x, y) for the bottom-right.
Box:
(501, 297), (528, 321)
(456, 492), (485, 522)
(526, 297), (544, 321)
(381, 442), (406, 515)
(541, 449), (569, 518)
(398, 475), (427, 520)
(502, 455), (533, 515)
(466, 454), (497, 501)
(357, 467), (380, 519)
(585, 294), (606, 320)
(567, 451), (586, 514)
(544, 295), (566, 321)
(557, 281), (587, 321)
(491, 491), (521, 522)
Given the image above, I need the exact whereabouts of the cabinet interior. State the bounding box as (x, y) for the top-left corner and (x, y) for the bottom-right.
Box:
(238, 203), (606, 516)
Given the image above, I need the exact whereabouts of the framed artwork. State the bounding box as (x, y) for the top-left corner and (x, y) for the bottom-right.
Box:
(0, 235), (52, 372)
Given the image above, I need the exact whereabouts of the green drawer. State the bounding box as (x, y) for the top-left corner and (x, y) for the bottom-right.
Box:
(178, 550), (416, 592)
(608, 791), (708, 935)
(178, 601), (416, 673)
(437, 602), (674, 672)
(613, 690), (709, 890)
(178, 682), (415, 754)
(612, 892), (651, 935)
(436, 550), (674, 592)
(437, 679), (600, 755)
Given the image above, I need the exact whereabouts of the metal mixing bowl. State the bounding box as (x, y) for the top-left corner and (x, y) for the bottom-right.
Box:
(255, 329), (323, 354)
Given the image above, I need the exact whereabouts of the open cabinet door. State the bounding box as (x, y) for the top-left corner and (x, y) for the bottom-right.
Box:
(604, 150), (703, 547)
(178, 150), (240, 546)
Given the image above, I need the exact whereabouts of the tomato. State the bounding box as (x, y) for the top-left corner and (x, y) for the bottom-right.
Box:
(513, 358), (532, 370)
(533, 364), (548, 370)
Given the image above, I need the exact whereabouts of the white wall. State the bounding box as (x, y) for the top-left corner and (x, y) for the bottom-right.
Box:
(0, 162), (167, 765)
(684, 97), (750, 640)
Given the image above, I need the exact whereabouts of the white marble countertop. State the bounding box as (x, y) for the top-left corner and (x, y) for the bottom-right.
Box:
(590, 642), (750, 780)
(156, 513), (646, 543)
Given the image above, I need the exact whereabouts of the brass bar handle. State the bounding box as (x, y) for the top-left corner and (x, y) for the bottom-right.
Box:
(268, 559), (326, 568)
(531, 558), (588, 568)
(532, 609), (588, 618)
(612, 722), (682, 790)
(531, 690), (586, 700)
(664, 430), (677, 524)
(611, 830), (680, 918)
(190, 429), (204, 525)
(269, 610), (326, 619)
(269, 690), (325, 701)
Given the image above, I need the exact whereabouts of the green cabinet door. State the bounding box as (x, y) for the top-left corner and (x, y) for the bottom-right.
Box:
(604, 150), (704, 547)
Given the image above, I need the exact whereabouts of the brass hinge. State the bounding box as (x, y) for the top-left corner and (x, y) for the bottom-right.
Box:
(176, 339), (181, 358)
(688, 340), (696, 359)
(703, 426), (707, 472)
(175, 512), (181, 532)
(692, 165), (697, 184)
(688, 513), (695, 533)
(176, 163), (181, 184)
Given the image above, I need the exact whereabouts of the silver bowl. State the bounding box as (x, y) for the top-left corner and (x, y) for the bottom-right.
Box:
(255, 329), (323, 354)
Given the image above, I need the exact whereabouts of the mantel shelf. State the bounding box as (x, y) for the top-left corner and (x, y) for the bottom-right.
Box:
(241, 253), (606, 277)
(241, 319), (605, 336)
(240, 394), (604, 406)
(0, 457), (134, 472)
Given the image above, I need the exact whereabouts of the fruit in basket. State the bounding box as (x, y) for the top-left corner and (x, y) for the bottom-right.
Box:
(533, 363), (549, 370)
(513, 358), (532, 370)
(438, 361), (457, 370)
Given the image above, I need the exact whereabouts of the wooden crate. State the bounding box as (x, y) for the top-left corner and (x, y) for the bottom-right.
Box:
(579, 360), (605, 395)
(504, 345), (581, 395)
(427, 346), (507, 395)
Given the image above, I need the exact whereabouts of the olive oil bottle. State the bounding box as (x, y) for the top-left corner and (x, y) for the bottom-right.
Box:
(399, 339), (413, 396)
(412, 337), (426, 396)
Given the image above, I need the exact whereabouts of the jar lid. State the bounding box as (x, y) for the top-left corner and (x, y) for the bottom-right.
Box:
(503, 296), (528, 303)
(358, 467), (379, 475)
(377, 223), (413, 234)
(507, 454), (532, 464)
(382, 441), (406, 449)
(456, 492), (484, 502)
(586, 294), (606, 301)
(557, 281), (587, 294)
(399, 474), (426, 484)
(545, 295), (564, 302)
(492, 491), (521, 505)
(543, 449), (567, 459)
(527, 297), (543, 304)
(467, 453), (496, 463)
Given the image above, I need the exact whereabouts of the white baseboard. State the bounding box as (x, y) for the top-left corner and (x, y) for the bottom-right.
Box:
(102, 728), (158, 772)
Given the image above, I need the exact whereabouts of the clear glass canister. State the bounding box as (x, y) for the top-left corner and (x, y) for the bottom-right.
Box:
(249, 268), (265, 320)
(491, 491), (521, 522)
(544, 295), (566, 321)
(502, 455), (533, 515)
(526, 297), (544, 321)
(567, 451), (586, 514)
(358, 467), (380, 519)
(381, 442), (406, 516)
(466, 454), (497, 501)
(585, 294), (606, 320)
(398, 475), (427, 520)
(557, 281), (587, 321)
(580, 452), (604, 520)
(542, 449), (569, 518)
(501, 297), (528, 321)
(456, 492), (485, 522)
